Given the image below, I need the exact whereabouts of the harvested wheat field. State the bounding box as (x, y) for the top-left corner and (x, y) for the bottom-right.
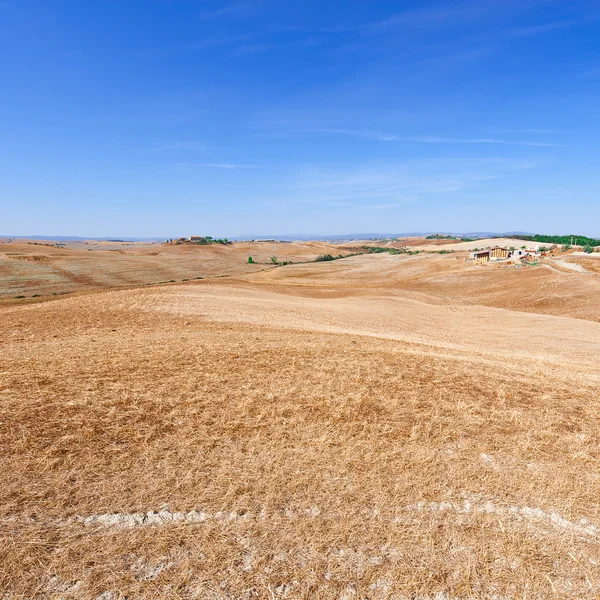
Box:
(2, 248), (600, 599)
(0, 240), (345, 300)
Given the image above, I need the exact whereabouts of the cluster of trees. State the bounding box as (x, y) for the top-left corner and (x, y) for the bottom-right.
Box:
(361, 246), (388, 253)
(315, 253), (344, 261)
(192, 236), (231, 245)
(425, 234), (475, 242)
(425, 234), (456, 240)
(361, 246), (421, 255)
(165, 237), (231, 245)
(513, 234), (600, 247)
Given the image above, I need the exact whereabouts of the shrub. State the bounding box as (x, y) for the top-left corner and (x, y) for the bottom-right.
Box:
(361, 246), (388, 253)
(247, 256), (254, 264)
(584, 244), (594, 254)
(14, 295), (25, 299)
(270, 256), (278, 264)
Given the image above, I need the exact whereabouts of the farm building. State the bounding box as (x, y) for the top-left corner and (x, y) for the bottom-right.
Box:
(510, 249), (534, 259)
(470, 250), (491, 263)
(469, 245), (543, 264)
(490, 246), (509, 259)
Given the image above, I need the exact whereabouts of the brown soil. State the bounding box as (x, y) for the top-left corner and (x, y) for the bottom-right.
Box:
(564, 255), (600, 273)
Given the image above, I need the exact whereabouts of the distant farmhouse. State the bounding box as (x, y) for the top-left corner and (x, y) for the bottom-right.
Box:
(469, 245), (550, 264)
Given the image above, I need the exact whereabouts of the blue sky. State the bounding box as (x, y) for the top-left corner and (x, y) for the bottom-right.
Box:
(1, 0), (599, 238)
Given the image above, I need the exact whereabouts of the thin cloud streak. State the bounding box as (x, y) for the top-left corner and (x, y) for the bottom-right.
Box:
(175, 162), (261, 169)
(152, 141), (210, 151)
(297, 128), (557, 147)
(330, 10), (597, 72)
(366, 3), (486, 32)
(582, 66), (600, 76)
(259, 157), (542, 215)
(498, 128), (570, 134)
(197, 2), (248, 20)
(363, 0), (597, 36)
(231, 43), (278, 56)
(397, 136), (556, 147)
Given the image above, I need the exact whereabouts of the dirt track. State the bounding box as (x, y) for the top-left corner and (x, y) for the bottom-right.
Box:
(2, 250), (600, 598)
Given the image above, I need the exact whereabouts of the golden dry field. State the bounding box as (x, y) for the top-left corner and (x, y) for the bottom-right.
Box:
(0, 240), (346, 301)
(2, 241), (600, 599)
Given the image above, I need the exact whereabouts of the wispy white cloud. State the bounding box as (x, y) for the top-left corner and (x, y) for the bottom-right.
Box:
(154, 142), (228, 164)
(498, 128), (570, 134)
(397, 136), (555, 147)
(231, 43), (278, 56)
(295, 128), (557, 147)
(264, 157), (541, 213)
(582, 66), (600, 76)
(328, 6), (598, 72)
(145, 32), (262, 58)
(364, 0), (596, 36)
(155, 144), (258, 169)
(197, 2), (248, 20)
(179, 33), (259, 53)
(153, 141), (210, 151)
(366, 12), (436, 32)
(366, 3), (483, 32)
(175, 162), (261, 169)
(505, 18), (582, 37)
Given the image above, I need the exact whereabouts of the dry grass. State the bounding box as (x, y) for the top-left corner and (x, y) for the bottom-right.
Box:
(246, 251), (600, 323)
(1, 249), (600, 598)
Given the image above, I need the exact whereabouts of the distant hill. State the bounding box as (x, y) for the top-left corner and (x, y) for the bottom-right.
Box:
(0, 235), (167, 242)
(233, 232), (531, 242)
(4, 232), (599, 244)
